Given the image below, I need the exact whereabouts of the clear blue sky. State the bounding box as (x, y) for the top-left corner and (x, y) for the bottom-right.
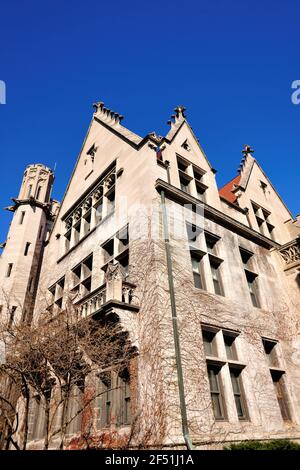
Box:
(0, 0), (299, 244)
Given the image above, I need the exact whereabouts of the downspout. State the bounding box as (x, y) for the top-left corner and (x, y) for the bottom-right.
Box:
(160, 188), (194, 450)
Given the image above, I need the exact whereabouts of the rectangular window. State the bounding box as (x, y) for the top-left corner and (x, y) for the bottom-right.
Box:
(205, 233), (219, 254)
(102, 239), (114, 264)
(246, 271), (260, 307)
(8, 306), (17, 328)
(229, 368), (248, 420)
(191, 253), (203, 289)
(74, 221), (81, 245)
(179, 175), (190, 193)
(207, 365), (226, 420)
(271, 371), (291, 421)
(223, 334), (238, 360)
(64, 230), (71, 252)
(19, 211), (26, 225)
(72, 255), (93, 299)
(24, 242), (31, 256)
(209, 260), (223, 296)
(83, 210), (91, 236)
(94, 199), (103, 225)
(27, 185), (33, 198)
(202, 329), (217, 357)
(263, 339), (279, 368)
(6, 263), (13, 278)
(36, 186), (42, 200)
(107, 188), (115, 215)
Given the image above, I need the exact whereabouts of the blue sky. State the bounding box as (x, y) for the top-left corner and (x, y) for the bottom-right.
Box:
(0, 0), (299, 243)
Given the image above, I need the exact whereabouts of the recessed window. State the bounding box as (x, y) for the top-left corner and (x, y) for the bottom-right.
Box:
(36, 186), (42, 200)
(202, 329), (217, 357)
(19, 211), (26, 225)
(207, 365), (226, 420)
(223, 334), (238, 360)
(229, 368), (248, 420)
(209, 260), (224, 296)
(191, 253), (204, 289)
(239, 248), (260, 308)
(107, 188), (115, 215)
(246, 271), (260, 308)
(271, 370), (291, 421)
(24, 242), (31, 256)
(27, 185), (33, 198)
(103, 239), (114, 264)
(262, 339), (279, 368)
(6, 263), (13, 278)
(8, 306), (17, 328)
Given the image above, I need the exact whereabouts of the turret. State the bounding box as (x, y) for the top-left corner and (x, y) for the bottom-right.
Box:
(0, 164), (56, 326)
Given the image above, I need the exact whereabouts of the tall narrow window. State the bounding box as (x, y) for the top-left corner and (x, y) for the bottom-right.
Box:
(202, 329), (217, 356)
(223, 334), (238, 360)
(8, 306), (17, 328)
(240, 248), (260, 308)
(209, 261), (223, 296)
(27, 185), (33, 198)
(229, 368), (248, 420)
(107, 188), (115, 216)
(39, 225), (44, 240)
(24, 242), (31, 256)
(246, 272), (260, 307)
(263, 339), (279, 368)
(271, 371), (291, 421)
(6, 263), (13, 278)
(19, 211), (25, 225)
(207, 365), (226, 420)
(36, 186), (42, 200)
(190, 253), (203, 289)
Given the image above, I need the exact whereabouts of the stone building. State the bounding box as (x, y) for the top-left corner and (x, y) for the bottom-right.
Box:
(0, 102), (299, 449)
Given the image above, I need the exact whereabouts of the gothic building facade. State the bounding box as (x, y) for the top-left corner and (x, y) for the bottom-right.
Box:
(0, 102), (299, 449)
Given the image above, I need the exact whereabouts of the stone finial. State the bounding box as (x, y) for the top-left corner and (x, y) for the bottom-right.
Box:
(93, 101), (124, 125)
(167, 105), (186, 127)
(174, 105), (186, 119)
(238, 145), (255, 174)
(242, 144), (254, 156)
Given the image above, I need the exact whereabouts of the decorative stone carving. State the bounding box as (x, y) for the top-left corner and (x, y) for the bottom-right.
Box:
(279, 238), (300, 265)
(105, 262), (124, 282)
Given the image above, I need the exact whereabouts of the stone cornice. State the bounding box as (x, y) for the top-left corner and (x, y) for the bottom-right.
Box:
(155, 179), (280, 249)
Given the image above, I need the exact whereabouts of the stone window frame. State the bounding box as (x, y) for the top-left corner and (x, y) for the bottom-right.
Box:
(251, 201), (275, 240)
(239, 247), (261, 308)
(47, 276), (65, 315)
(63, 164), (117, 254)
(71, 254), (93, 301)
(176, 154), (208, 202)
(94, 363), (132, 431)
(187, 223), (225, 297)
(262, 337), (293, 422)
(100, 224), (129, 282)
(201, 325), (249, 422)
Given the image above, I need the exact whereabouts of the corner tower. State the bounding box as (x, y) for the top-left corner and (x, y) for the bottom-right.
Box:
(0, 164), (57, 326)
